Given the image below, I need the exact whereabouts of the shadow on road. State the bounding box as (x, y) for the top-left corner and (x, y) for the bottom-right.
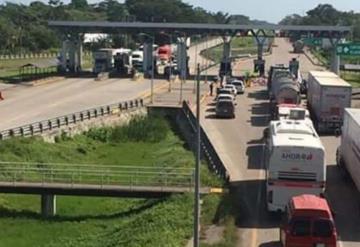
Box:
(249, 116), (270, 127)
(326, 165), (360, 242)
(206, 108), (216, 113)
(228, 180), (281, 229)
(248, 90), (269, 101)
(246, 145), (265, 170)
(251, 102), (270, 115)
(259, 241), (281, 247)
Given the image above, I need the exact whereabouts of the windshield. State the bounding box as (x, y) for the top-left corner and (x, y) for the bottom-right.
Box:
(291, 218), (311, 236)
(313, 219), (333, 237)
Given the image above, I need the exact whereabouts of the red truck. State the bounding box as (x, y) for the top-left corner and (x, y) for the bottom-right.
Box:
(157, 45), (172, 63)
(280, 194), (338, 247)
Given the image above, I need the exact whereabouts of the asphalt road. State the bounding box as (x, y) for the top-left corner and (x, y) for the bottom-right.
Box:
(200, 38), (360, 247)
(0, 77), (166, 131)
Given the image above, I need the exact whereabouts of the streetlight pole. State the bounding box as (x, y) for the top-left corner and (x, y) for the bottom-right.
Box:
(138, 33), (155, 103)
(193, 63), (201, 247)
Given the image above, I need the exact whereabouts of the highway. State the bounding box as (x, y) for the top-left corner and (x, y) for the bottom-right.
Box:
(201, 38), (360, 247)
(0, 77), (168, 131)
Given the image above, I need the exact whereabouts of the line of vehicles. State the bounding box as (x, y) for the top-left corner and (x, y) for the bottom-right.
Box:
(264, 63), (355, 247)
(92, 41), (188, 77)
(215, 78), (245, 118)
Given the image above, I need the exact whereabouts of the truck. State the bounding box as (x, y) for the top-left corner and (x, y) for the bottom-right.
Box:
(93, 48), (131, 74)
(267, 64), (290, 93)
(293, 40), (304, 53)
(307, 71), (352, 133)
(337, 108), (360, 195)
(264, 119), (326, 212)
(157, 45), (172, 64)
(130, 50), (143, 71)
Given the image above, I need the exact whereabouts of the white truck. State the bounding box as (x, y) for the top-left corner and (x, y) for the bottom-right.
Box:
(130, 50), (143, 70)
(264, 119), (326, 212)
(307, 71), (352, 133)
(337, 108), (360, 194)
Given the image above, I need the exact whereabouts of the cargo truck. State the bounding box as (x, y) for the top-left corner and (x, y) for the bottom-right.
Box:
(337, 108), (360, 196)
(93, 48), (131, 74)
(264, 119), (326, 212)
(307, 71), (352, 133)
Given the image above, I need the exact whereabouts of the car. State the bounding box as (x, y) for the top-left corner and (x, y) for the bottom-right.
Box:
(216, 88), (233, 99)
(217, 94), (237, 105)
(280, 195), (338, 247)
(229, 80), (245, 94)
(224, 84), (238, 96)
(215, 99), (235, 118)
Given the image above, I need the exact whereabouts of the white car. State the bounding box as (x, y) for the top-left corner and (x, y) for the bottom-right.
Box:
(229, 80), (245, 94)
(217, 94), (237, 105)
(224, 84), (237, 96)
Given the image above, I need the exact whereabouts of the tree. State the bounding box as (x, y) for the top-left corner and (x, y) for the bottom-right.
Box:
(70, 0), (88, 9)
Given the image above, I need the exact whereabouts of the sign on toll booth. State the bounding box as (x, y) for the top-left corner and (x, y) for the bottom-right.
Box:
(302, 38), (323, 47)
(337, 43), (360, 56)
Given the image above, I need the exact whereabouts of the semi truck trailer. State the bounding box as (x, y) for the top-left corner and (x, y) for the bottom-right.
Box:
(337, 108), (360, 195)
(307, 71), (352, 133)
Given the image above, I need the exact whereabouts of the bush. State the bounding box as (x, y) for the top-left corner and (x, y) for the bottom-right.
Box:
(86, 116), (170, 143)
(111, 116), (170, 143)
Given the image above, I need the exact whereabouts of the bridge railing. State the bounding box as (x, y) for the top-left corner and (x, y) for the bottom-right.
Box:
(181, 101), (228, 181)
(0, 161), (194, 189)
(0, 98), (144, 140)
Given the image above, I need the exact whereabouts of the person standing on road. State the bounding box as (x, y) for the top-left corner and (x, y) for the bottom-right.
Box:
(209, 81), (214, 96)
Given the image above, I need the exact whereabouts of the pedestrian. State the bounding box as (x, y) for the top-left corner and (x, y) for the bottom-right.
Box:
(209, 81), (214, 96)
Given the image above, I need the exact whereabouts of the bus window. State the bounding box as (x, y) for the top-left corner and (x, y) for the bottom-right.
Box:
(291, 218), (311, 236)
(313, 219), (333, 238)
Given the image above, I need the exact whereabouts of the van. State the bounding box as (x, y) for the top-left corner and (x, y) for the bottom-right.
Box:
(280, 194), (337, 247)
(216, 99), (235, 118)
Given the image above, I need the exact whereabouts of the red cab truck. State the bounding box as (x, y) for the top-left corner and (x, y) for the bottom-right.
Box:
(280, 194), (338, 247)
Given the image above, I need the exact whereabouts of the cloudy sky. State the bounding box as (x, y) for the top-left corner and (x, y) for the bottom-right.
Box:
(1, 0), (360, 23)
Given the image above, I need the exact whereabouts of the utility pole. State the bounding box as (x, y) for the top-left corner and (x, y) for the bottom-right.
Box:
(193, 63), (201, 247)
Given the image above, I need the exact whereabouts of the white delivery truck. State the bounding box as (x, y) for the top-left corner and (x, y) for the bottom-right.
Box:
(337, 108), (360, 194)
(307, 71), (352, 133)
(264, 119), (326, 212)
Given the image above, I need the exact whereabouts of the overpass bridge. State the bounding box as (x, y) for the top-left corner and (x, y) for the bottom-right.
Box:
(0, 161), (204, 217)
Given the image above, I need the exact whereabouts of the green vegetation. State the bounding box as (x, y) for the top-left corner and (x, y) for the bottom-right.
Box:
(0, 0), (229, 54)
(200, 37), (258, 64)
(341, 72), (360, 88)
(0, 115), (227, 246)
(0, 53), (92, 82)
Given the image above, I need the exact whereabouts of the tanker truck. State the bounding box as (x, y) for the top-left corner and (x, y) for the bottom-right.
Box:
(270, 75), (301, 110)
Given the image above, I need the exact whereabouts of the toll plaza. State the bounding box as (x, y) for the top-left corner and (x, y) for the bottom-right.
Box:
(48, 21), (351, 78)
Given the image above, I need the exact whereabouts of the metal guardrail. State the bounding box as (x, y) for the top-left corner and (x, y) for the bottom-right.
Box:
(0, 161), (194, 190)
(0, 98), (144, 140)
(181, 102), (228, 181)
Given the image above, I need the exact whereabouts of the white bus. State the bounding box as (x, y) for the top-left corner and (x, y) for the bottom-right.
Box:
(264, 119), (326, 212)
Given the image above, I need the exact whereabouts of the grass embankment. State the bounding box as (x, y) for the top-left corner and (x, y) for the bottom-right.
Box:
(309, 48), (360, 88)
(341, 72), (360, 88)
(0, 53), (92, 83)
(0, 116), (229, 247)
(201, 37), (258, 64)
